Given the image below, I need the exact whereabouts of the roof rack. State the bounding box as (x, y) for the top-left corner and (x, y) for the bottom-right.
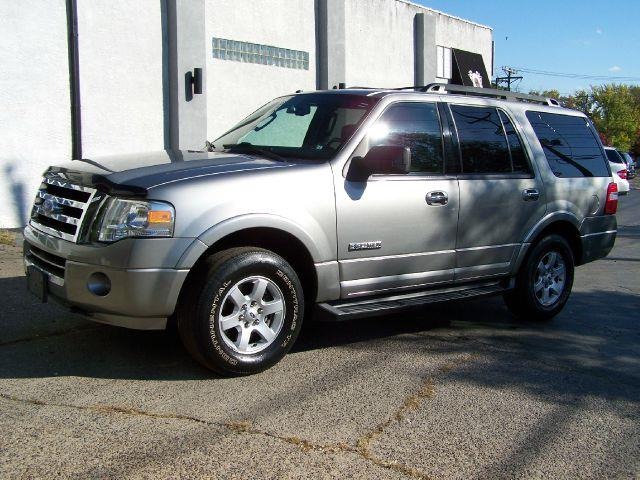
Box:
(332, 84), (562, 107)
(418, 83), (561, 107)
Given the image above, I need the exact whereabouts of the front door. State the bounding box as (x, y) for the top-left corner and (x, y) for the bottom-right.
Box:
(335, 101), (459, 298)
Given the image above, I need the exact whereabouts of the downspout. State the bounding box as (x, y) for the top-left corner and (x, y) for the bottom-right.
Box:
(66, 0), (82, 159)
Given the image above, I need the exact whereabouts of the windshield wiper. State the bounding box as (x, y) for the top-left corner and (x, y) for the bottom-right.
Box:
(223, 143), (286, 162)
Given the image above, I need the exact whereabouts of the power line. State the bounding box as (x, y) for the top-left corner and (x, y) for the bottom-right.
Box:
(509, 66), (640, 82)
(494, 67), (523, 91)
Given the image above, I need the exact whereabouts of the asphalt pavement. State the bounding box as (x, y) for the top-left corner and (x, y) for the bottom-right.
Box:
(1, 191), (638, 479)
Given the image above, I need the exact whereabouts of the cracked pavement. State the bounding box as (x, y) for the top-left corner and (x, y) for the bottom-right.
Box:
(1, 192), (639, 479)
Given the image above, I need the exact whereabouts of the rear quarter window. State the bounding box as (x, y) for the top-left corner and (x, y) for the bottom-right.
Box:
(525, 111), (609, 177)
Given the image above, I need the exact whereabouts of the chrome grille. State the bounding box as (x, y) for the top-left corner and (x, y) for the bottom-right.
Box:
(30, 175), (97, 243)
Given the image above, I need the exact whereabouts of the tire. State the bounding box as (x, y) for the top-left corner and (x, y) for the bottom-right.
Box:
(504, 234), (574, 322)
(177, 247), (304, 376)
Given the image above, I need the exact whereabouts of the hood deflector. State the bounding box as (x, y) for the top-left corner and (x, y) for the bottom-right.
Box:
(46, 166), (148, 197)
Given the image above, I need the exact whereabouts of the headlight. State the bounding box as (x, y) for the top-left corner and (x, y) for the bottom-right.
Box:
(96, 198), (175, 242)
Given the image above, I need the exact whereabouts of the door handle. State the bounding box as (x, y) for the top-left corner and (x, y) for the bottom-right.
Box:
(522, 189), (540, 201)
(426, 190), (448, 206)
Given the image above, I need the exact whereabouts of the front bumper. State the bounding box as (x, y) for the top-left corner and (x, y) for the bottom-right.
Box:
(23, 225), (191, 330)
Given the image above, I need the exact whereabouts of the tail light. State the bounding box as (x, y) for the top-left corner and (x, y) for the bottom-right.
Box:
(604, 182), (618, 215)
(617, 169), (627, 180)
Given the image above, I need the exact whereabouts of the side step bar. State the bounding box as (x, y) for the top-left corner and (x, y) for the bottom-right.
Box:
(316, 280), (513, 321)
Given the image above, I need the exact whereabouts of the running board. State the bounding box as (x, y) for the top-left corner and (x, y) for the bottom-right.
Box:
(316, 280), (512, 321)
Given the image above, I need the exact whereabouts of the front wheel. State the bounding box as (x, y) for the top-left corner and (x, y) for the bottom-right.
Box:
(178, 248), (304, 376)
(504, 234), (574, 321)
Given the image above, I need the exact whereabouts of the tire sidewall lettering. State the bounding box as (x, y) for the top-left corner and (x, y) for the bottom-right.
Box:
(276, 269), (299, 334)
(208, 280), (238, 366)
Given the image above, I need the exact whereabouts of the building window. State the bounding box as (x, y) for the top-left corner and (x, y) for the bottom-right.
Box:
(212, 37), (309, 70)
(436, 46), (452, 80)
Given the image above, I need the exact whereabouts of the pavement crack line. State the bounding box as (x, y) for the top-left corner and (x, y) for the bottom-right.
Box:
(0, 392), (352, 454)
(0, 354), (476, 480)
(355, 355), (476, 480)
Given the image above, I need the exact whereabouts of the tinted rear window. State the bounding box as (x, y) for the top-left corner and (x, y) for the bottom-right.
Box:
(451, 105), (531, 175)
(498, 110), (531, 174)
(526, 111), (609, 177)
(451, 105), (511, 173)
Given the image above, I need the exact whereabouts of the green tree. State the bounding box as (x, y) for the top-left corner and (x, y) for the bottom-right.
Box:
(630, 86), (640, 157)
(590, 84), (640, 151)
(529, 89), (561, 99)
(564, 89), (593, 116)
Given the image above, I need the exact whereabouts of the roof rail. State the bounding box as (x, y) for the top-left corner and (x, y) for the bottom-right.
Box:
(327, 84), (562, 107)
(420, 83), (561, 107)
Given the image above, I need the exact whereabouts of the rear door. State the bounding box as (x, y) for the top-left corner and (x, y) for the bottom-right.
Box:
(447, 103), (546, 281)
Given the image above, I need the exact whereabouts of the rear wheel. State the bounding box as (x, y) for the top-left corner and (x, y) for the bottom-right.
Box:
(178, 247), (304, 376)
(504, 234), (574, 321)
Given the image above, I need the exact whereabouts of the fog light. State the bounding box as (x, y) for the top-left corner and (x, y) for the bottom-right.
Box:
(87, 272), (111, 296)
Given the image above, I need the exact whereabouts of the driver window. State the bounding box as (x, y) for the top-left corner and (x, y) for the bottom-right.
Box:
(368, 102), (444, 174)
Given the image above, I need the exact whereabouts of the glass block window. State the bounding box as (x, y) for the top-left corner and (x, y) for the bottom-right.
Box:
(212, 37), (309, 70)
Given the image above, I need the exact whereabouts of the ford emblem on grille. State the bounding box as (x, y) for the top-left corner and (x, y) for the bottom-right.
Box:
(42, 199), (62, 215)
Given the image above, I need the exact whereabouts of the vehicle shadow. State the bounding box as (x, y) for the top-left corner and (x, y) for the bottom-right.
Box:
(1, 273), (639, 405)
(2, 273), (639, 479)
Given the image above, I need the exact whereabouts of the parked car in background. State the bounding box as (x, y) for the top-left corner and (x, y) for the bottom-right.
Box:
(621, 152), (636, 179)
(604, 147), (630, 195)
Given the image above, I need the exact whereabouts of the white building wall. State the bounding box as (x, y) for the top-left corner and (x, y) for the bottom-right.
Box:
(435, 14), (493, 80)
(343, 0), (492, 89)
(77, 0), (165, 157)
(0, 0), (71, 228)
(344, 0), (418, 88)
(205, 0), (317, 139)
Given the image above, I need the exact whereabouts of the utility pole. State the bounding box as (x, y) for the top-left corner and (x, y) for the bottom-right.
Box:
(494, 66), (523, 91)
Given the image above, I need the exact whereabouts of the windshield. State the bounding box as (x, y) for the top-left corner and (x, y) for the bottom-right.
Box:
(212, 94), (378, 160)
(605, 149), (624, 164)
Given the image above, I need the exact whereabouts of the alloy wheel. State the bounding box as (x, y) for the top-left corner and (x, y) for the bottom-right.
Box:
(216, 276), (286, 354)
(533, 251), (566, 307)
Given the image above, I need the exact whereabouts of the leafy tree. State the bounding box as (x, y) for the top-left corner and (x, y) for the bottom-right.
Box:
(529, 89), (561, 99)
(564, 89), (593, 116)
(590, 84), (640, 151)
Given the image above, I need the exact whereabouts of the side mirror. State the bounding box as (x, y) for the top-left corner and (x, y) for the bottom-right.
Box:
(347, 145), (411, 181)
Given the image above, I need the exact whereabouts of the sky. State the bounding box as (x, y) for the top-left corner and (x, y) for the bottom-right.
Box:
(417, 0), (640, 95)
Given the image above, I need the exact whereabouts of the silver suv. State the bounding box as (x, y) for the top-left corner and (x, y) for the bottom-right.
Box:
(24, 85), (618, 375)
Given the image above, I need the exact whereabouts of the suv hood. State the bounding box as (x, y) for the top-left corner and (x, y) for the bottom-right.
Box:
(47, 150), (294, 194)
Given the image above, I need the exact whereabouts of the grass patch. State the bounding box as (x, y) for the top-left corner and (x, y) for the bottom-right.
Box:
(0, 230), (15, 246)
